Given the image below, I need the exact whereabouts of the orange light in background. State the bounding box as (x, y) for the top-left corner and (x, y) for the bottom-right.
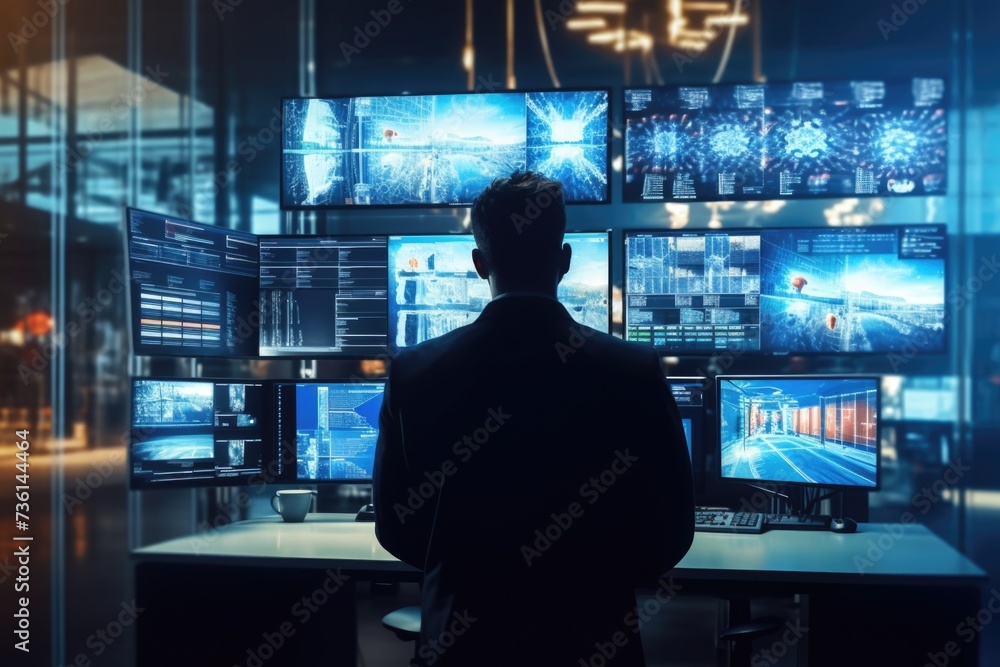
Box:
(15, 311), (53, 337)
(360, 359), (388, 377)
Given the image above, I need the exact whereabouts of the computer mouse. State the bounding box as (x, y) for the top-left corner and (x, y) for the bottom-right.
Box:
(830, 517), (858, 533)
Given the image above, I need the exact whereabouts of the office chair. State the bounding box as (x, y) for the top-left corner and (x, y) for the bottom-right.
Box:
(381, 605), (421, 667)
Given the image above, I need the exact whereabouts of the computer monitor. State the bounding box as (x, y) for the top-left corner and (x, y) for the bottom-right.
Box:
(129, 378), (269, 488)
(274, 381), (385, 482)
(717, 375), (880, 489)
(281, 89), (610, 208)
(667, 377), (706, 490)
(623, 77), (946, 202)
(387, 231), (611, 349)
(624, 224), (946, 355)
(125, 208), (260, 357)
(258, 235), (389, 357)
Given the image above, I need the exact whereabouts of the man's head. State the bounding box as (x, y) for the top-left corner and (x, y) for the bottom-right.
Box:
(470, 171), (571, 296)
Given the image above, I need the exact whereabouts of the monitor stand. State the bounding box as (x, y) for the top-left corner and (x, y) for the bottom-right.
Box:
(315, 484), (374, 521)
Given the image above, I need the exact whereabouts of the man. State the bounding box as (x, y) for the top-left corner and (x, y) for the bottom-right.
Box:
(374, 171), (694, 666)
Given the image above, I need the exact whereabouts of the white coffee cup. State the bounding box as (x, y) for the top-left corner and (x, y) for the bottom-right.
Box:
(270, 489), (316, 523)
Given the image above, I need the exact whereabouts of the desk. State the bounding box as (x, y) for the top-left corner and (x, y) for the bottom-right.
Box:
(132, 515), (987, 666)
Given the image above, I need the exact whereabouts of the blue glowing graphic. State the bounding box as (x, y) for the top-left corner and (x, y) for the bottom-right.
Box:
(709, 124), (752, 158)
(624, 78), (947, 201)
(283, 90), (608, 207)
(783, 120), (828, 158)
(524, 91), (608, 204)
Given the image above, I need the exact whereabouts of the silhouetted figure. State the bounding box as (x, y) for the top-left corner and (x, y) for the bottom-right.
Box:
(374, 171), (694, 666)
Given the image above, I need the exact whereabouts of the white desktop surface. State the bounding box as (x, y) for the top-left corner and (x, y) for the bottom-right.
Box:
(132, 514), (986, 586)
(132, 514), (416, 573)
(677, 522), (986, 586)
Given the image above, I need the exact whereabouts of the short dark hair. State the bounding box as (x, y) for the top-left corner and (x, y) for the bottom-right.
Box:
(470, 171), (566, 278)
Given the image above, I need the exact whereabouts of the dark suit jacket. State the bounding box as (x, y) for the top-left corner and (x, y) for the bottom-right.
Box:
(374, 295), (695, 666)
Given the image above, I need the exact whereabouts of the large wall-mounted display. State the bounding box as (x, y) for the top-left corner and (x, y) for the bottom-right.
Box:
(624, 225), (946, 355)
(624, 77), (946, 202)
(281, 89), (610, 208)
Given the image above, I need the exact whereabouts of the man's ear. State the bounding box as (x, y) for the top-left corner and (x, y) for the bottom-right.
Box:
(558, 242), (572, 282)
(472, 248), (489, 280)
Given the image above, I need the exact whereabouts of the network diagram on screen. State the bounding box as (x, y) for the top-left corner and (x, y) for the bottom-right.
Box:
(282, 90), (609, 207)
(624, 77), (946, 202)
(625, 225), (946, 355)
(718, 376), (879, 488)
(388, 232), (610, 349)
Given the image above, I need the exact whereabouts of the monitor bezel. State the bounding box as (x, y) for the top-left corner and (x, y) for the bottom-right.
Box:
(621, 223), (949, 357)
(279, 87), (613, 210)
(385, 229), (614, 353)
(124, 206), (262, 360)
(256, 233), (391, 359)
(128, 376), (276, 490)
(621, 77), (949, 204)
(273, 378), (387, 485)
(715, 374), (882, 491)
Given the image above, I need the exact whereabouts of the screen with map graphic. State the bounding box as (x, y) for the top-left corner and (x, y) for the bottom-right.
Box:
(388, 232), (610, 350)
(624, 77), (946, 202)
(274, 381), (385, 482)
(281, 89), (609, 208)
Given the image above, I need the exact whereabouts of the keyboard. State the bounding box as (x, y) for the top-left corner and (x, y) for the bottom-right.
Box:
(763, 513), (831, 531)
(694, 509), (764, 534)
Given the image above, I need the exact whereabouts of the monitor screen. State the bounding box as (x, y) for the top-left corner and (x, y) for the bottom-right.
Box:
(126, 208), (260, 357)
(624, 224), (946, 355)
(281, 89), (610, 208)
(623, 77), (946, 202)
(667, 377), (706, 489)
(667, 377), (707, 464)
(274, 381), (385, 482)
(258, 235), (389, 357)
(130, 379), (268, 487)
(387, 231), (611, 349)
(717, 376), (880, 489)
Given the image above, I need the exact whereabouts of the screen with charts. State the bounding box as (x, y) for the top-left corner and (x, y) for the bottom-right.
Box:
(126, 208), (260, 357)
(281, 89), (609, 208)
(129, 379), (268, 488)
(274, 381), (385, 482)
(258, 235), (389, 357)
(624, 77), (946, 202)
(624, 225), (946, 355)
(388, 232), (610, 350)
(718, 376), (879, 489)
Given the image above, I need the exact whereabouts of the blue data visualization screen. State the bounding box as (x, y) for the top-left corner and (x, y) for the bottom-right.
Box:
(388, 232), (610, 349)
(279, 382), (385, 482)
(281, 90), (609, 207)
(718, 376), (879, 489)
(130, 379), (267, 488)
(126, 208), (260, 357)
(624, 78), (946, 202)
(625, 225), (946, 355)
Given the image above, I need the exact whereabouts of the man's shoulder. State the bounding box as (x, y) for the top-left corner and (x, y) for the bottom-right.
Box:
(389, 322), (485, 378)
(556, 326), (662, 375)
